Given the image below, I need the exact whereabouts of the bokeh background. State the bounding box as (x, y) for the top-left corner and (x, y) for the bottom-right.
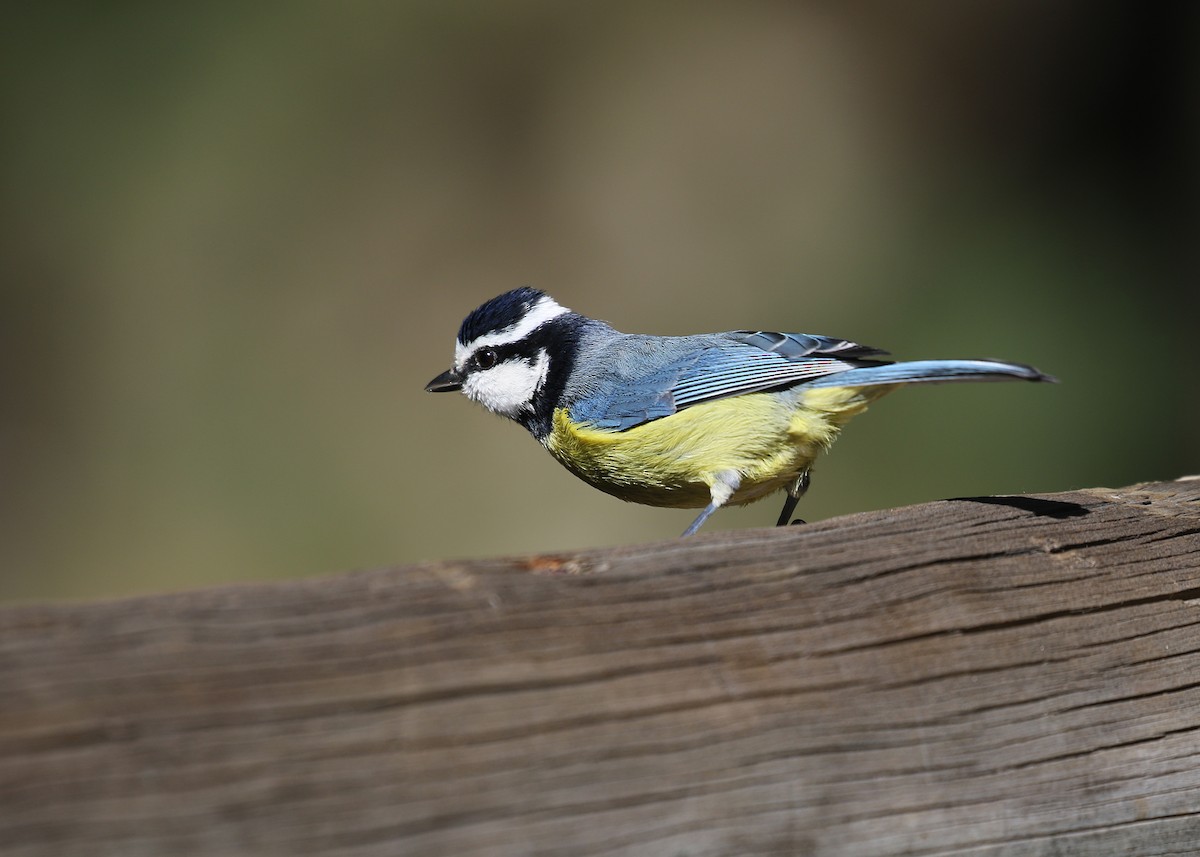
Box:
(2, 3), (1196, 601)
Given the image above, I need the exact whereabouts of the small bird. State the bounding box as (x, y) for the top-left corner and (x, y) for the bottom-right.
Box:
(426, 288), (1055, 536)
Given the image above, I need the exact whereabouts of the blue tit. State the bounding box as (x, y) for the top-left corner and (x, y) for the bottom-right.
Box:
(426, 288), (1055, 536)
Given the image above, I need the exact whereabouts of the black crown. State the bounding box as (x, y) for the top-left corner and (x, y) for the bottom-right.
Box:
(457, 287), (548, 345)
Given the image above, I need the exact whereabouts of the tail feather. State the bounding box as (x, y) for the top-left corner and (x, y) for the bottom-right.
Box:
(804, 359), (1057, 389)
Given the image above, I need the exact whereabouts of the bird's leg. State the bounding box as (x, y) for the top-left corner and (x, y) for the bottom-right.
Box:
(775, 470), (811, 527)
(681, 503), (720, 537)
(682, 470), (741, 537)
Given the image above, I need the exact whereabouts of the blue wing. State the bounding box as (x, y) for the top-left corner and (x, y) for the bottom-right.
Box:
(566, 329), (1052, 432)
(570, 331), (889, 431)
(670, 332), (889, 409)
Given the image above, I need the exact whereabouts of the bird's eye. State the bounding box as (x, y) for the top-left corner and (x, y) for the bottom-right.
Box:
(475, 348), (499, 370)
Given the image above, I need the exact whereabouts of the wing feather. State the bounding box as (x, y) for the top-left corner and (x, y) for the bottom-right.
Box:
(668, 332), (888, 408)
(568, 330), (891, 431)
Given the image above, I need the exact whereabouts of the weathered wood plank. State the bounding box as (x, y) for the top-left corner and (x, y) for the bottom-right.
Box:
(2, 478), (1199, 856)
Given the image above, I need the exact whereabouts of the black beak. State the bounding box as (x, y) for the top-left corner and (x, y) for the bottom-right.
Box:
(425, 368), (463, 393)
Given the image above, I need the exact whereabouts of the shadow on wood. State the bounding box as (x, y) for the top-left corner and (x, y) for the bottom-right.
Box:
(2, 478), (1200, 856)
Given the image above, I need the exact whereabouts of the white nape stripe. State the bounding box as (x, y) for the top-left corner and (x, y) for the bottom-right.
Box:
(455, 296), (569, 368)
(461, 349), (551, 418)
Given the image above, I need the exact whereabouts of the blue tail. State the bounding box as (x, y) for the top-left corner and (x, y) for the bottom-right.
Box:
(805, 359), (1057, 389)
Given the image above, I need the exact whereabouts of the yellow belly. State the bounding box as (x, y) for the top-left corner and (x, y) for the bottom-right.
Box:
(545, 385), (892, 509)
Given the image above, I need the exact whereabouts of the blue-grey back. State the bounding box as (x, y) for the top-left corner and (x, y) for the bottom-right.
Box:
(549, 319), (1045, 433)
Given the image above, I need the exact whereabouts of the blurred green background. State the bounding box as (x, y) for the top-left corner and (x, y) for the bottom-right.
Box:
(2, 3), (1196, 601)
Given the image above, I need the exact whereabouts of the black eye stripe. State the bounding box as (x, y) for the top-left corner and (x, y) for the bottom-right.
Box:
(470, 341), (535, 370)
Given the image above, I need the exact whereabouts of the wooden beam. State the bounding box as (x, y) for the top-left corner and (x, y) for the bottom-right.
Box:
(3, 478), (1200, 856)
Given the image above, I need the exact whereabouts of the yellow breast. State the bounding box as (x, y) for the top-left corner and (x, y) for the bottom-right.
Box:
(545, 385), (891, 509)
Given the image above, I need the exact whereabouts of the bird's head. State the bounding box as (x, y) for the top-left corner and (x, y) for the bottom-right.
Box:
(426, 288), (574, 425)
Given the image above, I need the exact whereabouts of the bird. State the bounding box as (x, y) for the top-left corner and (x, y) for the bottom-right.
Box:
(426, 287), (1055, 537)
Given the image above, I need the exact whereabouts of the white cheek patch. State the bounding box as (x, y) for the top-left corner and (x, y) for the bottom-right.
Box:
(455, 296), (568, 370)
(462, 350), (551, 418)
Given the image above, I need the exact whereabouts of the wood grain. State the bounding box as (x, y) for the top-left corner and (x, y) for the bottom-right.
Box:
(2, 478), (1199, 856)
